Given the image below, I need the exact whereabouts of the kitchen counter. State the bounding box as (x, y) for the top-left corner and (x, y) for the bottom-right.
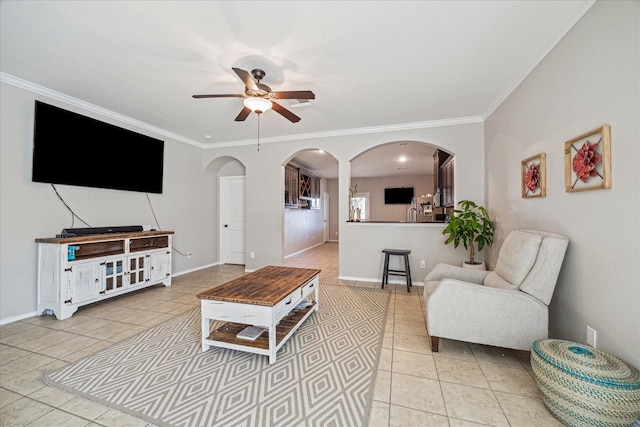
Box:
(346, 220), (446, 224)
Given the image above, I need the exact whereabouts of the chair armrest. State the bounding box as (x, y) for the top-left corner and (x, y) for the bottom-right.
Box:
(428, 278), (545, 308)
(424, 263), (489, 285)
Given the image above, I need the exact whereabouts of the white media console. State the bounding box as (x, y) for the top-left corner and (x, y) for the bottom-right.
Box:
(36, 230), (173, 320)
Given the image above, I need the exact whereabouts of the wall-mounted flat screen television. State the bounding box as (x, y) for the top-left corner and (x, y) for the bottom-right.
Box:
(32, 101), (164, 194)
(384, 187), (414, 204)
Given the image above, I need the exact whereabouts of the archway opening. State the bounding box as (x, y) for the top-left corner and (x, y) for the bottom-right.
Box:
(282, 149), (338, 258)
(349, 141), (453, 222)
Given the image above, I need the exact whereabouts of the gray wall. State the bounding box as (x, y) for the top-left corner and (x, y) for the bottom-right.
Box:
(328, 178), (340, 241)
(283, 177), (328, 257)
(203, 123), (485, 283)
(484, 0), (639, 368)
(0, 83), (220, 322)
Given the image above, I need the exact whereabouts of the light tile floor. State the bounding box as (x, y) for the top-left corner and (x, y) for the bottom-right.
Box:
(284, 243), (561, 427)
(0, 242), (561, 426)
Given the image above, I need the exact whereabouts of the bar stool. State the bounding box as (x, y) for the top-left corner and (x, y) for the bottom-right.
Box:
(381, 249), (412, 292)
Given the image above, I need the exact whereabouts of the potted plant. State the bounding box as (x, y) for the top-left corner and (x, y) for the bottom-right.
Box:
(442, 200), (494, 268)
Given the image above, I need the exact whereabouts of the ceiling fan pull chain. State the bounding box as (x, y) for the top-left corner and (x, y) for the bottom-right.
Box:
(257, 113), (261, 151)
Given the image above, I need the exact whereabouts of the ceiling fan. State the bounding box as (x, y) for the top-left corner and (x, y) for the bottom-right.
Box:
(193, 67), (315, 123)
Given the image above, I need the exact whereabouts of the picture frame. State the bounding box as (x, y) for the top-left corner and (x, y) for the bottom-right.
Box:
(521, 153), (546, 198)
(565, 125), (611, 192)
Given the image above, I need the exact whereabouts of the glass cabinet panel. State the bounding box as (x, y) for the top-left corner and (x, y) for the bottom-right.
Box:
(129, 255), (147, 286)
(104, 259), (125, 292)
(284, 165), (299, 207)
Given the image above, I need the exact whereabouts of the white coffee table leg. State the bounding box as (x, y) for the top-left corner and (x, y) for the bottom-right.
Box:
(201, 317), (210, 352)
(269, 320), (277, 364)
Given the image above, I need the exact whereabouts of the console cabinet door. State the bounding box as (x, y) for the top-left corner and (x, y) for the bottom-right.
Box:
(103, 258), (126, 293)
(128, 254), (149, 287)
(149, 251), (171, 283)
(69, 262), (101, 304)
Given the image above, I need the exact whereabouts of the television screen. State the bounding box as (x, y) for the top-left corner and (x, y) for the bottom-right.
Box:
(32, 101), (164, 194)
(384, 187), (414, 204)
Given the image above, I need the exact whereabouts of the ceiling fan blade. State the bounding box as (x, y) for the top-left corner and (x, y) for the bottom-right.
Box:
(234, 106), (252, 122)
(192, 94), (244, 99)
(271, 90), (315, 100)
(232, 67), (259, 92)
(271, 101), (301, 123)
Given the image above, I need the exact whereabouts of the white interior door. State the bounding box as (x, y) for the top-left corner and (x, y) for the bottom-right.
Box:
(220, 176), (246, 264)
(323, 192), (329, 242)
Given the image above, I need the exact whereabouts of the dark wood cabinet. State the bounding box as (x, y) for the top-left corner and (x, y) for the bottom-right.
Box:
(299, 171), (320, 199)
(441, 157), (455, 207)
(433, 150), (455, 208)
(285, 164), (320, 209)
(284, 165), (299, 208)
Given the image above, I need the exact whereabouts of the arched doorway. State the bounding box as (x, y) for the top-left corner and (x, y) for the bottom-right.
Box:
(282, 149), (338, 258)
(206, 156), (247, 265)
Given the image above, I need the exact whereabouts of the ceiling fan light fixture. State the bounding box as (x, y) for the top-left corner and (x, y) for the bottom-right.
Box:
(244, 97), (272, 113)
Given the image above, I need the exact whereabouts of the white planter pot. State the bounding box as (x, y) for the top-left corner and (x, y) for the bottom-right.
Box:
(462, 261), (486, 270)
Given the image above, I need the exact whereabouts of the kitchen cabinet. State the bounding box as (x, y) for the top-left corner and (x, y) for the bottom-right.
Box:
(285, 164), (321, 209)
(433, 150), (455, 208)
(441, 157), (455, 207)
(284, 164), (299, 208)
(299, 170), (321, 209)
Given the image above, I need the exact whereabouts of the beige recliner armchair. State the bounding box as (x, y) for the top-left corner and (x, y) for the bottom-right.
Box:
(424, 230), (569, 352)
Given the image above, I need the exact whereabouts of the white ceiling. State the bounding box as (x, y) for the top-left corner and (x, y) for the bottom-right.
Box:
(1, 1), (594, 178)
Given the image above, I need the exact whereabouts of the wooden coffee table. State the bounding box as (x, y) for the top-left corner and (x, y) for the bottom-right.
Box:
(197, 265), (321, 364)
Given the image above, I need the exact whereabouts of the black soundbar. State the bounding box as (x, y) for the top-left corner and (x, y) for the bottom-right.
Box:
(60, 225), (143, 237)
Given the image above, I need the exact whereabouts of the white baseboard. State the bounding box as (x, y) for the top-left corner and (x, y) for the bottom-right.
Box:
(172, 261), (220, 277)
(1, 310), (39, 326)
(338, 275), (424, 286)
(284, 241), (326, 259)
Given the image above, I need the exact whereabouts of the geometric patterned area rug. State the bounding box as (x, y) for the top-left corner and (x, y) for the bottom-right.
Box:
(43, 285), (390, 427)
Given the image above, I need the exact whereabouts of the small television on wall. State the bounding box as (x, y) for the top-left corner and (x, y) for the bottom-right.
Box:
(32, 101), (164, 194)
(384, 187), (414, 204)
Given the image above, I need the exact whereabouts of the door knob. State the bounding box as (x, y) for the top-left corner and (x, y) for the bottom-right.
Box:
(224, 224), (228, 228)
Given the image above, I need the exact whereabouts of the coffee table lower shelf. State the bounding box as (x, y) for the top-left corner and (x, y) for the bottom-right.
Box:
(202, 303), (316, 360)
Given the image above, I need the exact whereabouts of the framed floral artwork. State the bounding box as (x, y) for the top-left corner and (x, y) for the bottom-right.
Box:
(564, 125), (611, 192)
(521, 153), (546, 198)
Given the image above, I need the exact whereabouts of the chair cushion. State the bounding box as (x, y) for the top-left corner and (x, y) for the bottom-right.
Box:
(490, 231), (543, 288)
(518, 231), (570, 304)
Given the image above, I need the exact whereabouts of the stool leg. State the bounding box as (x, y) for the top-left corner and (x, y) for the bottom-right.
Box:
(404, 254), (412, 292)
(381, 253), (389, 289)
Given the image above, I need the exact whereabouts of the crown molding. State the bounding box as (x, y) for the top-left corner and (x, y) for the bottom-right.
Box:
(1, 72), (206, 148)
(204, 116), (484, 149)
(3, 72), (483, 151)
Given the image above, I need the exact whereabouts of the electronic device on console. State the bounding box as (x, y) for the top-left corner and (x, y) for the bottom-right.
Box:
(57, 225), (143, 238)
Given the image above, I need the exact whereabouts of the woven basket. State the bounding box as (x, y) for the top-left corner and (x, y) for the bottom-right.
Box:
(531, 339), (640, 427)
